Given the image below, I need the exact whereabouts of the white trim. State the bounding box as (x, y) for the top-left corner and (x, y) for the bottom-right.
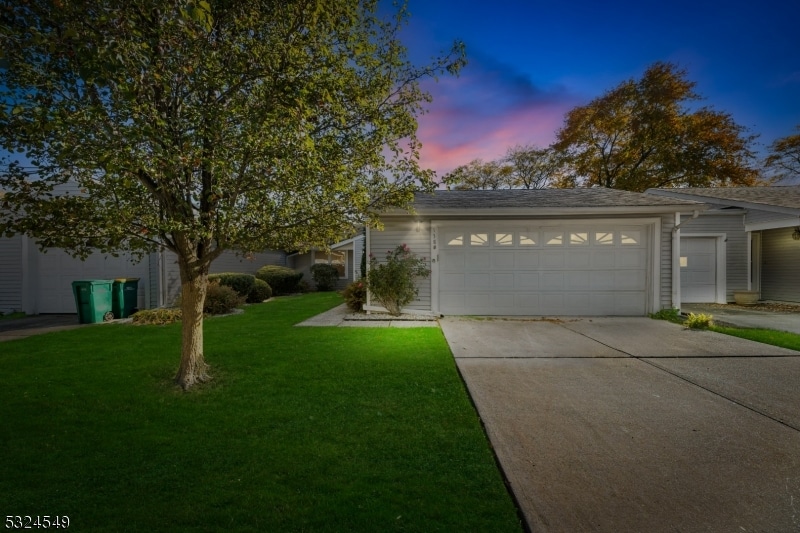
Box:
(672, 212), (681, 311)
(745, 217), (800, 232)
(431, 225), (439, 315)
(680, 233), (728, 304)
(651, 217), (662, 315)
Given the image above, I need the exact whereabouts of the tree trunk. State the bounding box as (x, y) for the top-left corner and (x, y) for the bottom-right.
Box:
(174, 270), (210, 390)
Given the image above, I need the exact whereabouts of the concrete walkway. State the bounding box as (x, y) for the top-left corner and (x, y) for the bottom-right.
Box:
(442, 316), (800, 532)
(683, 303), (800, 334)
(295, 304), (439, 328)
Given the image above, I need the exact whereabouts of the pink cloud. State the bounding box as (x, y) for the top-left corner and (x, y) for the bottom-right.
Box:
(412, 58), (584, 177)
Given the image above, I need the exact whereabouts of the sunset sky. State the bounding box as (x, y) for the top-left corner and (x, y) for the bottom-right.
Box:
(395, 0), (800, 177)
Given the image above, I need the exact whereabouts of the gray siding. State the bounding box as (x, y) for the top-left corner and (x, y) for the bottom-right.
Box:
(761, 228), (800, 303)
(210, 250), (286, 274)
(0, 235), (24, 313)
(681, 213), (748, 301)
(353, 235), (365, 280)
(659, 214), (674, 310)
(368, 219), (432, 312)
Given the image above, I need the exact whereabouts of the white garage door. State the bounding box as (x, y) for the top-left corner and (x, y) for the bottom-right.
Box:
(437, 223), (650, 316)
(680, 237), (717, 303)
(37, 249), (149, 313)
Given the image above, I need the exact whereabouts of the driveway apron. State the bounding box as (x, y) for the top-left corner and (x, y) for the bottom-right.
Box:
(441, 317), (800, 533)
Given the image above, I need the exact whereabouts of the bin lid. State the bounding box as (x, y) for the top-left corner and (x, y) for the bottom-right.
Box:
(114, 278), (140, 282)
(72, 279), (115, 285)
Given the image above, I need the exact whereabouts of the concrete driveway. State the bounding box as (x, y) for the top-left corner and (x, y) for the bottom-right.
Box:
(441, 317), (800, 533)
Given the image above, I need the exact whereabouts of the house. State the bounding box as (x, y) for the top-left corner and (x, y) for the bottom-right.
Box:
(0, 234), (285, 315)
(286, 234), (365, 291)
(645, 186), (800, 305)
(364, 188), (703, 316)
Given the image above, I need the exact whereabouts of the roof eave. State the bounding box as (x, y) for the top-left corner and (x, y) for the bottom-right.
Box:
(382, 205), (706, 217)
(646, 189), (800, 216)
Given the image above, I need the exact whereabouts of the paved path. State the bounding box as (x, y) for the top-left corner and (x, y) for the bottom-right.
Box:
(683, 303), (800, 334)
(295, 304), (438, 327)
(442, 317), (800, 533)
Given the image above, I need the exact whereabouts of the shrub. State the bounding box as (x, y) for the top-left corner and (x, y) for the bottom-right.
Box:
(131, 308), (182, 325)
(208, 272), (256, 297)
(203, 281), (245, 315)
(310, 263), (340, 291)
(256, 265), (303, 295)
(247, 278), (273, 303)
(366, 244), (430, 316)
(685, 312), (713, 329)
(297, 279), (312, 293)
(342, 280), (367, 312)
(650, 308), (681, 323)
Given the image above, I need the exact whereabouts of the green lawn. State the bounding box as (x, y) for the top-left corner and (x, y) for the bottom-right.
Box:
(710, 325), (800, 352)
(0, 293), (522, 532)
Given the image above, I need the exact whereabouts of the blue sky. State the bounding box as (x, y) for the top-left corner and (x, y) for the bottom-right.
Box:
(395, 0), (800, 176)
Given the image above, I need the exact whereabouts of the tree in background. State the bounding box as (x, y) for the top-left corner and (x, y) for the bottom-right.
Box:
(0, 0), (465, 389)
(503, 144), (563, 189)
(442, 159), (513, 190)
(765, 126), (800, 184)
(553, 62), (762, 192)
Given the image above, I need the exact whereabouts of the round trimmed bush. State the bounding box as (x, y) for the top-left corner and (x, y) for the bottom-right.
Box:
(208, 272), (256, 297)
(310, 263), (339, 291)
(204, 282), (245, 315)
(255, 265), (303, 295)
(247, 278), (273, 303)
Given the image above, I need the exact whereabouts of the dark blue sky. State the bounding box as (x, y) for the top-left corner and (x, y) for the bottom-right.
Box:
(396, 0), (800, 175)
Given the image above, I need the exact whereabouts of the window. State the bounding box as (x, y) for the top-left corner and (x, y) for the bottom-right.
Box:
(570, 232), (589, 245)
(314, 250), (347, 278)
(595, 232), (614, 245)
(446, 233), (463, 246)
(470, 233), (488, 246)
(621, 231), (641, 245)
(519, 232), (537, 246)
(544, 231), (564, 245)
(494, 233), (513, 246)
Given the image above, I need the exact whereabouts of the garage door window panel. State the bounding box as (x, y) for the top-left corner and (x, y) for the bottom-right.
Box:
(595, 231), (615, 245)
(494, 233), (513, 246)
(519, 232), (538, 246)
(445, 232), (464, 246)
(569, 232), (589, 245)
(545, 231), (564, 245)
(470, 233), (488, 246)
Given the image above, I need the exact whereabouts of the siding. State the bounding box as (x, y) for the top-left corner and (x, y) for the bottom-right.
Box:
(761, 228), (800, 303)
(353, 235), (365, 280)
(681, 213), (747, 301)
(659, 214), (674, 310)
(0, 235), (24, 313)
(368, 219), (432, 312)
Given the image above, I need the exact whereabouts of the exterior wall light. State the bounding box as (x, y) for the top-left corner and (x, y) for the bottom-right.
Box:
(793, 227), (800, 241)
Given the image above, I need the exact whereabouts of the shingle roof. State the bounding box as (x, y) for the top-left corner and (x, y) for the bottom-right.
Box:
(411, 188), (701, 210)
(649, 186), (800, 210)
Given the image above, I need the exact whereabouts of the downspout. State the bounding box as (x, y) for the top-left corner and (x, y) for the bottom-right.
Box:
(671, 210), (699, 311)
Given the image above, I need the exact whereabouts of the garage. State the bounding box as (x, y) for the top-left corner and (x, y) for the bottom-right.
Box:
(436, 222), (651, 316)
(36, 248), (149, 313)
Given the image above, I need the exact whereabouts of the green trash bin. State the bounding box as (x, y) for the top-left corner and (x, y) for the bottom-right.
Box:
(112, 278), (140, 319)
(71, 280), (114, 324)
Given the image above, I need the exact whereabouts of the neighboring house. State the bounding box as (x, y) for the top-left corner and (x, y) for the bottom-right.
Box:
(286, 234), (365, 291)
(365, 189), (702, 316)
(646, 186), (800, 305)
(0, 234), (285, 314)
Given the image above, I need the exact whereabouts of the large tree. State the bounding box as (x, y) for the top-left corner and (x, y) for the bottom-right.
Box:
(765, 126), (800, 183)
(553, 62), (762, 192)
(0, 0), (464, 389)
